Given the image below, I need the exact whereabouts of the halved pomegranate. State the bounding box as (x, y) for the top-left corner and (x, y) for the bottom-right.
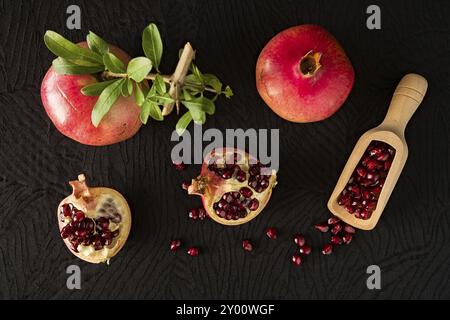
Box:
(57, 174), (131, 263)
(187, 148), (277, 226)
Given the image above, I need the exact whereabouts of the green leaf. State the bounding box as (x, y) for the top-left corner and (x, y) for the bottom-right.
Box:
(176, 112), (193, 135)
(121, 78), (133, 97)
(91, 79), (125, 127)
(52, 57), (104, 74)
(127, 57), (152, 82)
(86, 31), (109, 55)
(134, 83), (145, 106)
(148, 93), (174, 104)
(224, 85), (233, 98)
(81, 79), (117, 96)
(182, 89), (193, 101)
(154, 74), (166, 94)
(142, 23), (163, 72)
(203, 74), (222, 93)
(184, 74), (203, 86)
(182, 96), (215, 115)
(190, 63), (203, 83)
(182, 98), (206, 124)
(44, 31), (103, 64)
(140, 100), (163, 124)
(103, 52), (126, 73)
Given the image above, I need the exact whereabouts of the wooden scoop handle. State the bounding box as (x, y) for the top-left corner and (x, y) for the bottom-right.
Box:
(381, 74), (428, 134)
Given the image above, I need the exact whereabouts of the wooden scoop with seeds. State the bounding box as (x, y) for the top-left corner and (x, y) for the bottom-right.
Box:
(327, 74), (428, 230)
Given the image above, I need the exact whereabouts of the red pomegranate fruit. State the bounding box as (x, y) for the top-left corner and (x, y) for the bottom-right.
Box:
(58, 174), (131, 263)
(187, 148), (277, 226)
(256, 24), (354, 123)
(41, 42), (142, 146)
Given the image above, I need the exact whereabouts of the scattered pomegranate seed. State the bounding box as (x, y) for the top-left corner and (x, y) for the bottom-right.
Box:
(188, 208), (199, 220)
(322, 244), (333, 255)
(343, 233), (353, 245)
(266, 227), (277, 239)
(242, 240), (253, 251)
(299, 245), (311, 255)
(292, 254), (302, 266)
(198, 208), (208, 220)
(187, 247), (199, 256)
(343, 225), (356, 234)
(314, 223), (329, 233)
(293, 234), (305, 247)
(328, 217), (341, 225)
(170, 240), (181, 251)
(331, 224), (342, 235)
(173, 161), (185, 171)
(331, 235), (343, 245)
(181, 182), (190, 190)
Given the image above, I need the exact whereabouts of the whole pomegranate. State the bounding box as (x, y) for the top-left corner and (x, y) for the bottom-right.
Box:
(41, 43), (141, 146)
(187, 148), (277, 226)
(58, 174), (131, 263)
(256, 24), (354, 123)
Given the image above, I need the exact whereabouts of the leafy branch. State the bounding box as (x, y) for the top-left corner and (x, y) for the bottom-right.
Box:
(43, 24), (233, 135)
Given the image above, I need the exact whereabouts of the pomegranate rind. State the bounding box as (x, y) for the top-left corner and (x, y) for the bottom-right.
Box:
(57, 176), (132, 264)
(188, 148), (277, 226)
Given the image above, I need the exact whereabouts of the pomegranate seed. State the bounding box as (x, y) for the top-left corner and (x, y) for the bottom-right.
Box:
(173, 161), (185, 171)
(343, 233), (353, 245)
(60, 225), (73, 239)
(331, 235), (343, 245)
(61, 204), (72, 217)
(376, 152), (389, 161)
(236, 170), (246, 182)
(187, 247), (199, 256)
(170, 240), (181, 251)
(331, 224), (342, 235)
(239, 187), (253, 198)
(314, 223), (329, 233)
(299, 245), (311, 255)
(188, 208), (199, 220)
(96, 217), (109, 230)
(242, 240), (253, 251)
(343, 225), (356, 234)
(328, 217), (341, 225)
(292, 254), (302, 266)
(181, 182), (190, 190)
(356, 166), (366, 177)
(248, 199), (259, 211)
(72, 210), (85, 222)
(293, 234), (305, 247)
(322, 244), (333, 255)
(266, 227), (277, 239)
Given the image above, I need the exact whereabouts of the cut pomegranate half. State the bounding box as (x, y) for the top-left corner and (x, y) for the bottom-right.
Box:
(57, 174), (131, 264)
(187, 148), (277, 226)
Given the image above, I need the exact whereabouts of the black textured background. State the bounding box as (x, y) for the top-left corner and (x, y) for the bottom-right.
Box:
(0, 0), (449, 300)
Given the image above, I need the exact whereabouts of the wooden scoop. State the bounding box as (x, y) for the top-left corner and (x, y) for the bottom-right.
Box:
(327, 74), (428, 230)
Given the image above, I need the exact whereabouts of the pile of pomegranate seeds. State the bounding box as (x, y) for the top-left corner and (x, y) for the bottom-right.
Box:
(315, 217), (356, 255)
(188, 207), (209, 221)
(60, 203), (119, 252)
(291, 234), (311, 266)
(338, 140), (395, 220)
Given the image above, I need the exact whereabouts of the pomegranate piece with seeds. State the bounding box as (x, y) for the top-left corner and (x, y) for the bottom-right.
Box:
(58, 174), (131, 264)
(337, 141), (396, 220)
(187, 148), (277, 225)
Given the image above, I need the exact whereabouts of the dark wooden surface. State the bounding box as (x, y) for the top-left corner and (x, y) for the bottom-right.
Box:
(0, 0), (449, 299)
